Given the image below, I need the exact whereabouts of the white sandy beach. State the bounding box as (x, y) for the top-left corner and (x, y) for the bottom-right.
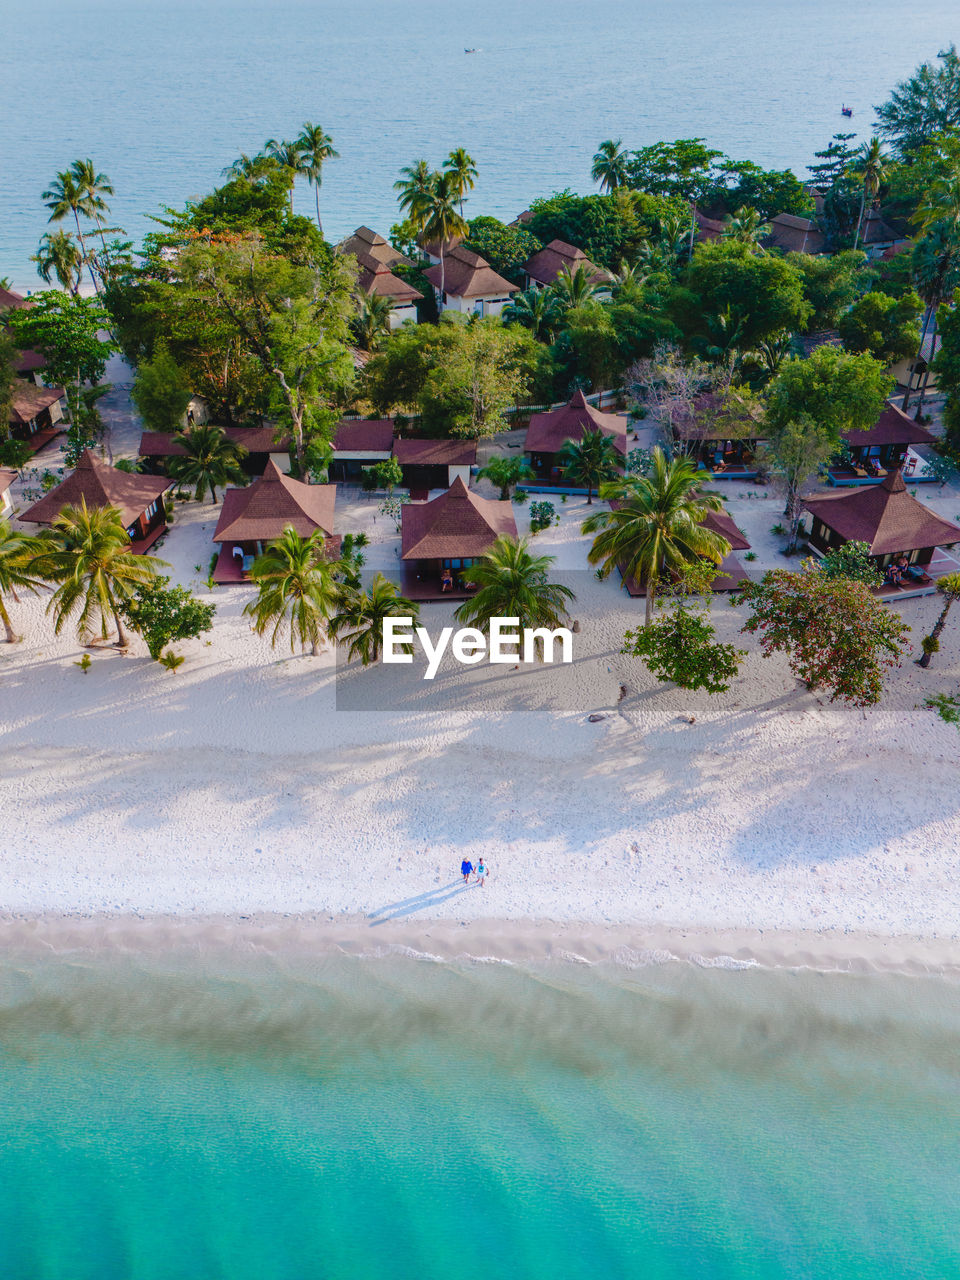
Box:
(3, 375), (960, 967)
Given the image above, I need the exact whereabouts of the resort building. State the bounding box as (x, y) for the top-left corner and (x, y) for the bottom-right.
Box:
(829, 401), (937, 486)
(338, 226), (411, 270)
(803, 468), (960, 593)
(671, 394), (766, 480)
(9, 384), (68, 454)
(399, 475), (516, 600)
(693, 210), (725, 243)
(210, 460), (337, 583)
(0, 469), (15, 516)
(422, 246), (518, 318)
(890, 331), (939, 396)
(393, 438), (476, 497)
(765, 214), (825, 255)
(20, 449), (172, 552)
(329, 418), (395, 482)
(859, 209), (908, 258)
(522, 240), (614, 293)
(353, 251), (422, 329)
(138, 425), (290, 477)
(524, 390), (627, 488)
(13, 348), (46, 385)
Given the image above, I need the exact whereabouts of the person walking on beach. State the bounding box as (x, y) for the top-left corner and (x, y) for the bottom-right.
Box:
(475, 858), (487, 888)
(461, 858), (473, 884)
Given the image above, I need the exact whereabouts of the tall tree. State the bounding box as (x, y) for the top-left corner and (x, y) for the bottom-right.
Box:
(582, 447), (729, 623)
(131, 340), (193, 432)
(477, 454), (534, 500)
(32, 230), (83, 295)
(7, 290), (115, 407)
(329, 572), (420, 665)
(0, 521), (45, 644)
(852, 138), (886, 250)
(453, 536), (574, 641)
(558, 429), (622, 504)
(419, 171), (469, 300)
(394, 161), (434, 220)
(591, 140), (629, 193)
(444, 148), (478, 217)
(244, 527), (339, 655)
(295, 122), (339, 236)
(167, 424), (247, 503)
(32, 500), (164, 647)
(903, 224), (960, 414)
(874, 45), (960, 160)
(263, 138), (303, 211)
(42, 168), (101, 293)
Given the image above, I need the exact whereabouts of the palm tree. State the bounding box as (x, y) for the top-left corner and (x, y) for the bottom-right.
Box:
(502, 287), (563, 340)
(918, 571), (960, 667)
(550, 263), (604, 310)
(264, 138), (303, 211)
(477, 454), (535, 500)
(454, 536), (575, 646)
(0, 521), (45, 643)
(221, 152), (278, 183)
(42, 168), (99, 293)
(852, 138), (886, 250)
(167, 424), (248, 503)
(352, 293), (394, 351)
(32, 230), (83, 294)
(904, 223), (960, 415)
(295, 122), (339, 236)
(558, 430), (622, 504)
(329, 572), (420, 665)
(243, 527), (339, 655)
(394, 160), (434, 220)
(70, 159), (114, 260)
(419, 171), (468, 301)
(721, 206), (771, 250)
(31, 500), (164, 647)
(582, 448), (729, 624)
(591, 139), (629, 193)
(444, 147), (478, 217)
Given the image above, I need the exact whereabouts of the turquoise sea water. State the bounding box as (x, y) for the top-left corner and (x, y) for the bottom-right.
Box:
(1, 950), (959, 1279)
(3, 0), (960, 288)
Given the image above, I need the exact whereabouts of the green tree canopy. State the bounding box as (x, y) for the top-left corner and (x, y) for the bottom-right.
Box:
(837, 290), (923, 366)
(7, 290), (115, 389)
(131, 340), (193, 432)
(464, 216), (541, 285)
(786, 250), (866, 331)
(119, 575), (216, 659)
(875, 45), (960, 160)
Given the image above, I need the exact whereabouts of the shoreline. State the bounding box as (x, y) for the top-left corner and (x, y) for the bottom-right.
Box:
(3, 913), (960, 976)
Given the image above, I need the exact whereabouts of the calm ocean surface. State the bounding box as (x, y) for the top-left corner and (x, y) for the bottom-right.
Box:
(1, 951), (959, 1279)
(2, 0), (959, 289)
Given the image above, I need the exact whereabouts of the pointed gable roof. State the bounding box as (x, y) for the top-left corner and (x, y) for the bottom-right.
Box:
(9, 383), (66, 426)
(842, 400), (936, 450)
(524, 389), (628, 456)
(423, 245), (518, 299)
(401, 476), (517, 560)
(523, 239), (614, 288)
(803, 467), (960, 555)
(20, 449), (172, 526)
(212, 461), (336, 543)
(354, 250), (423, 304)
(338, 226), (410, 269)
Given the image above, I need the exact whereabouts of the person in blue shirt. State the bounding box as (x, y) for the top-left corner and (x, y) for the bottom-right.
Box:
(460, 859), (473, 884)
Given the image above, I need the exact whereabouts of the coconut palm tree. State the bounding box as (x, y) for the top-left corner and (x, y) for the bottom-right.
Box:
(477, 454), (535, 500)
(264, 138), (303, 211)
(221, 152), (278, 183)
(243, 526), (339, 655)
(32, 230), (83, 294)
(918, 571), (960, 667)
(444, 148), (478, 217)
(502, 287), (563, 341)
(42, 168), (99, 293)
(70, 159), (115, 261)
(454, 536), (575, 645)
(720, 206), (771, 250)
(352, 293), (394, 351)
(0, 521), (46, 643)
(31, 500), (164, 647)
(394, 160), (434, 220)
(558, 430), (622, 504)
(852, 138), (886, 250)
(591, 139), (629, 193)
(419, 171), (468, 301)
(295, 122), (339, 236)
(582, 448), (729, 624)
(550, 263), (604, 310)
(904, 223), (960, 415)
(329, 572), (420, 665)
(167, 424), (248, 503)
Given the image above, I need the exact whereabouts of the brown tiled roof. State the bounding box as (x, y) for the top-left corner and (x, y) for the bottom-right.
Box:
(524, 239), (613, 288)
(333, 418), (395, 453)
(13, 349), (45, 374)
(694, 209), (725, 242)
(338, 226), (410, 269)
(509, 210), (534, 227)
(766, 213), (825, 255)
(420, 233), (465, 259)
(0, 286), (32, 310)
(139, 426), (290, 458)
(394, 437), (477, 467)
(423, 246), (518, 299)
(0, 468), (16, 497)
(702, 507), (750, 551)
(9, 384), (66, 426)
(860, 209), (901, 246)
(843, 401), (936, 450)
(354, 251), (422, 304)
(401, 476), (516, 560)
(213, 460), (336, 542)
(525, 390), (628, 455)
(21, 449), (172, 526)
(803, 468), (960, 555)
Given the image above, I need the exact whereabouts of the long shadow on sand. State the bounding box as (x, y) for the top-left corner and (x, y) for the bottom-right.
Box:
(367, 880), (469, 924)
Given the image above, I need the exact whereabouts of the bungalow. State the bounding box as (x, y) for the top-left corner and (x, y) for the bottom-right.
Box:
(399, 475), (516, 600)
(890, 329), (939, 396)
(20, 449), (172, 552)
(523, 240), (614, 293)
(9, 384), (68, 454)
(138, 425), (291, 477)
(393, 437), (476, 497)
(211, 460), (337, 584)
(671, 393), (765, 480)
(803, 467), (960, 593)
(524, 390), (627, 488)
(353, 250), (422, 329)
(339, 226), (411, 270)
(829, 401), (937, 485)
(765, 214), (825, 255)
(423, 246), (518, 318)
(13, 349), (46, 385)
(0, 468), (15, 516)
(693, 209), (725, 243)
(330, 418), (395, 482)
(619, 504), (752, 596)
(0, 286), (32, 311)
(859, 208), (908, 258)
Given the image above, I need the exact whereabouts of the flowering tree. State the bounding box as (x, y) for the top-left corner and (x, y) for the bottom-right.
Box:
(735, 565), (910, 706)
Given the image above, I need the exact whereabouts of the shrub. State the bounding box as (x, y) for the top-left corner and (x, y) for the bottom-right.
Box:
(529, 500), (556, 533)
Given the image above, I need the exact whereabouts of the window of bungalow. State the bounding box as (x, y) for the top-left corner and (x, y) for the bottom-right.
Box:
(144, 501), (158, 519)
(441, 557), (478, 570)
